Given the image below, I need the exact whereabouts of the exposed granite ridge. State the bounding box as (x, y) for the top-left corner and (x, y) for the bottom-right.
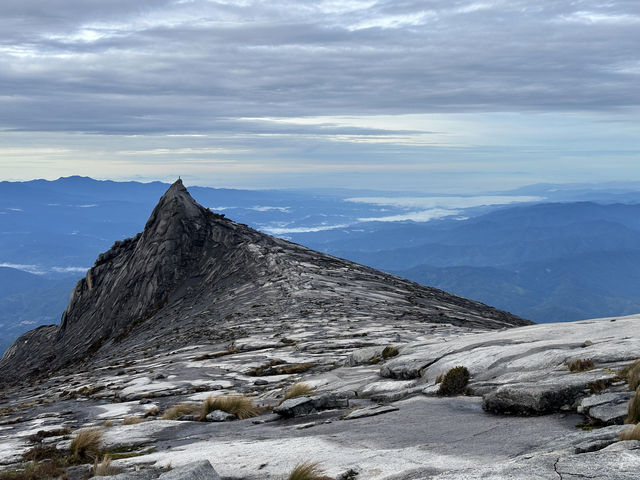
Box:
(0, 180), (530, 384)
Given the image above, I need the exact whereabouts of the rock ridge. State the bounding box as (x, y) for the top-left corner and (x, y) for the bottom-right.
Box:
(0, 180), (529, 383)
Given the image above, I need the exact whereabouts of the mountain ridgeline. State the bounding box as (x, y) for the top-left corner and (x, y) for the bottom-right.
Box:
(0, 180), (528, 383)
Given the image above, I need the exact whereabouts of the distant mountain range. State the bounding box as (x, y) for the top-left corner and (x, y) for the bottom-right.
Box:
(2, 176), (640, 352)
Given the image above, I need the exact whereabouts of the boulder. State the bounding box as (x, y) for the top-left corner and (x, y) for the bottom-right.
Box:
(482, 381), (586, 415)
(205, 410), (236, 422)
(273, 394), (349, 417)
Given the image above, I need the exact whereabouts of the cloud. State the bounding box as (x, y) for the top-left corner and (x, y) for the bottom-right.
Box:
(1, 0), (640, 137)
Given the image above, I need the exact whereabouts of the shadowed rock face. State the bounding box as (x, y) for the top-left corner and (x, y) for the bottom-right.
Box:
(0, 180), (529, 383)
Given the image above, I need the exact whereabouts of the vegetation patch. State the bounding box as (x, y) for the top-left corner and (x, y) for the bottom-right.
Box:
(70, 428), (103, 463)
(161, 403), (200, 420)
(122, 416), (145, 425)
(621, 359), (640, 391)
(437, 366), (470, 396)
(381, 346), (399, 359)
(619, 423), (640, 441)
(566, 358), (595, 373)
(27, 427), (71, 443)
(283, 383), (316, 401)
(93, 455), (118, 476)
(200, 394), (261, 420)
(625, 387), (640, 424)
(0, 461), (64, 480)
(287, 462), (331, 480)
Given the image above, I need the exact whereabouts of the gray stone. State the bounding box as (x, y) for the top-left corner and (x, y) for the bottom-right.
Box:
(65, 465), (92, 480)
(176, 415), (198, 421)
(205, 410), (236, 422)
(346, 346), (387, 366)
(588, 401), (629, 425)
(342, 405), (399, 420)
(158, 460), (221, 480)
(273, 394), (349, 417)
(254, 379), (268, 385)
(482, 380), (587, 415)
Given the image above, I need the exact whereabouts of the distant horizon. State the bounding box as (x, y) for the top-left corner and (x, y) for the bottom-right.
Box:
(7, 174), (640, 196)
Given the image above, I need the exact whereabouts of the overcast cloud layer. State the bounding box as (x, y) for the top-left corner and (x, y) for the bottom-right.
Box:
(1, 1), (639, 189)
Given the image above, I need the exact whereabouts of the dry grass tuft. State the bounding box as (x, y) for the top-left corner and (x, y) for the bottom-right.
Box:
(0, 461), (64, 480)
(70, 428), (103, 462)
(122, 416), (145, 425)
(143, 407), (160, 418)
(438, 366), (470, 396)
(103, 420), (114, 427)
(566, 358), (595, 373)
(619, 423), (640, 441)
(625, 387), (640, 424)
(93, 455), (118, 476)
(284, 383), (316, 401)
(624, 359), (640, 391)
(287, 462), (331, 480)
(200, 394), (260, 420)
(161, 403), (200, 420)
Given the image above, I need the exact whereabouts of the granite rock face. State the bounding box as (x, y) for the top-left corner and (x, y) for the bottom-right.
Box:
(0, 180), (527, 384)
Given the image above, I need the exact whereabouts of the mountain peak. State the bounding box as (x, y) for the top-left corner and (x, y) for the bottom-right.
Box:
(0, 182), (529, 384)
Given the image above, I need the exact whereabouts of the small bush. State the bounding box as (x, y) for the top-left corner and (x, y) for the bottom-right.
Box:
(162, 403), (200, 420)
(566, 358), (595, 373)
(22, 445), (63, 462)
(625, 388), (640, 424)
(70, 428), (103, 463)
(287, 462), (330, 480)
(200, 395), (260, 420)
(93, 455), (118, 476)
(438, 366), (470, 396)
(619, 423), (640, 441)
(283, 383), (316, 401)
(103, 420), (113, 427)
(122, 416), (144, 425)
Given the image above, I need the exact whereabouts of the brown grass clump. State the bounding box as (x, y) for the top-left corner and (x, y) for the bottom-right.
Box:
(70, 428), (103, 462)
(122, 416), (145, 425)
(26, 427), (71, 443)
(381, 345), (399, 359)
(287, 462), (331, 480)
(624, 359), (640, 391)
(619, 423), (640, 441)
(200, 394), (260, 420)
(161, 403), (200, 420)
(103, 420), (114, 427)
(625, 388), (640, 424)
(283, 383), (316, 401)
(566, 358), (595, 373)
(0, 461), (64, 480)
(438, 366), (470, 396)
(93, 455), (118, 476)
(143, 407), (160, 418)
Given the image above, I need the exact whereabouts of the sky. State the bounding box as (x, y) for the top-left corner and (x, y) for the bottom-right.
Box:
(0, 0), (639, 192)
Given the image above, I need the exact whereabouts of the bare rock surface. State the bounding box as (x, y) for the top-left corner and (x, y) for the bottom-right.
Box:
(0, 181), (638, 479)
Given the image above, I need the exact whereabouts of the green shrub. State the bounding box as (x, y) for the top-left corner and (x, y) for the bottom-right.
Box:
(437, 366), (470, 396)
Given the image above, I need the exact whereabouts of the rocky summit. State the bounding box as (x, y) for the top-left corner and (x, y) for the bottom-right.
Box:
(0, 179), (527, 383)
(0, 181), (639, 480)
